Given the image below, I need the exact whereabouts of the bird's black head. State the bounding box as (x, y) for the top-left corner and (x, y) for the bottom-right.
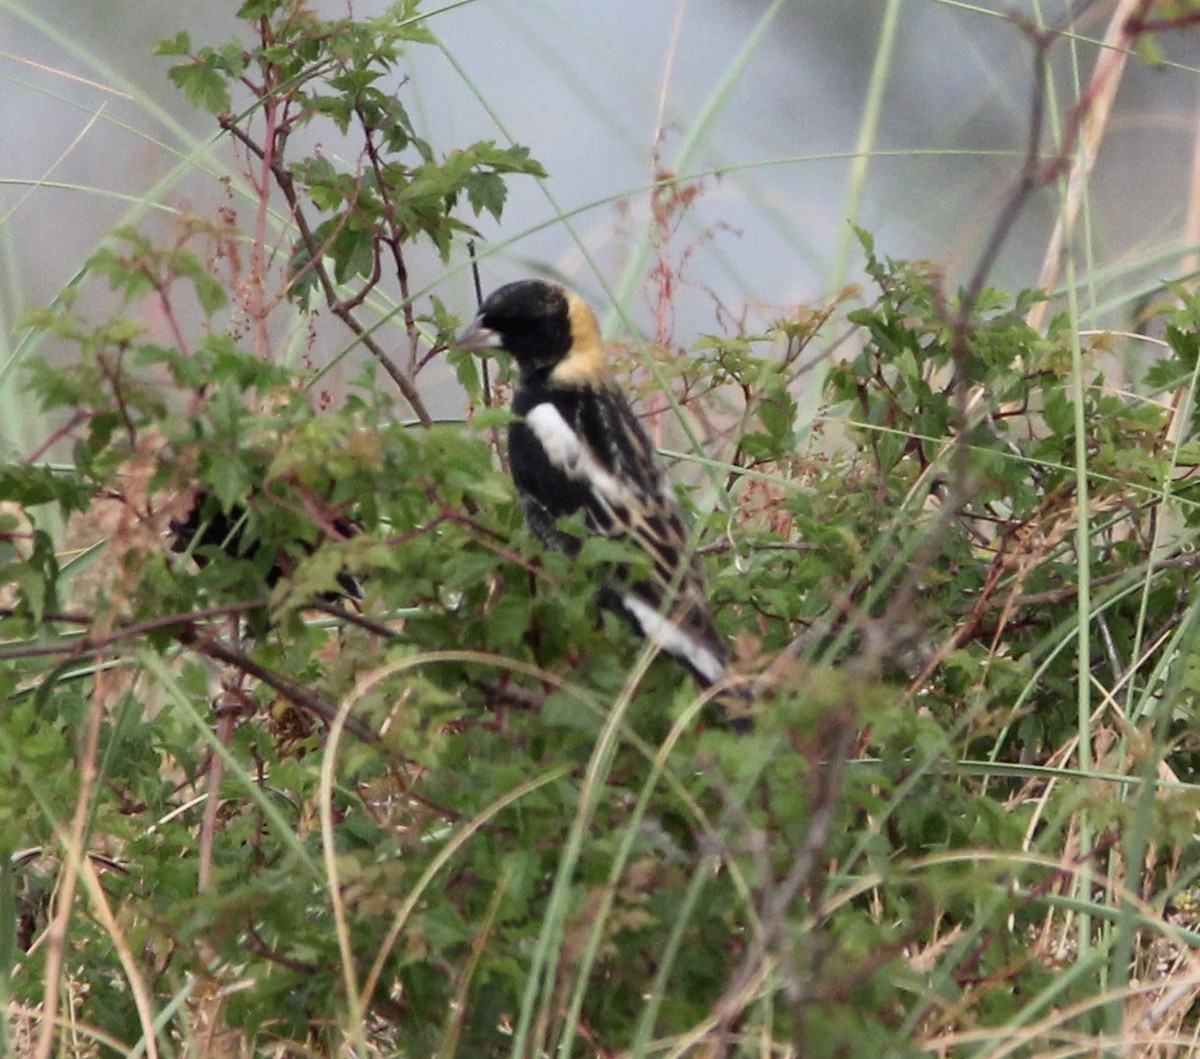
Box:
(457, 280), (604, 381)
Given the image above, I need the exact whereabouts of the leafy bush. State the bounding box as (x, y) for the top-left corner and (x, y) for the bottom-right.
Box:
(4, 2), (1200, 1056)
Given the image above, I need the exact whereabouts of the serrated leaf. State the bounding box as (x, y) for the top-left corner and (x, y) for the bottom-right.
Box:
(209, 457), (253, 511)
(168, 62), (231, 115)
(155, 32), (192, 57)
(465, 172), (507, 220)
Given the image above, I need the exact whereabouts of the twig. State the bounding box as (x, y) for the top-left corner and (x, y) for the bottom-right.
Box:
(310, 599), (400, 639)
(1124, 7), (1200, 35)
(468, 239), (491, 408)
(358, 106), (422, 373)
(0, 603), (265, 662)
(177, 628), (379, 744)
(472, 679), (547, 712)
(23, 410), (91, 465)
(1, 603), (378, 742)
(216, 114), (434, 426)
(960, 549), (1200, 616)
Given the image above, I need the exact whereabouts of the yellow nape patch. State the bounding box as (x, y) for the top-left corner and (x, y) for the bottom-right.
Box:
(551, 290), (609, 385)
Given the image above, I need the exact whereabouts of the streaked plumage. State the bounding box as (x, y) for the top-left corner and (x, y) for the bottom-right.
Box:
(457, 279), (750, 727)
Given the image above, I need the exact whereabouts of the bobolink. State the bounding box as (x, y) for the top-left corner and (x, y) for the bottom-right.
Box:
(457, 279), (751, 728)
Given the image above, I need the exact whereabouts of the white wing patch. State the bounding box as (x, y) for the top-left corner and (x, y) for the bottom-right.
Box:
(621, 593), (726, 685)
(524, 402), (638, 512)
(525, 401), (728, 686)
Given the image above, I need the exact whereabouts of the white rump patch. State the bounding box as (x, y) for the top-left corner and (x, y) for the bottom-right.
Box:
(621, 593), (725, 686)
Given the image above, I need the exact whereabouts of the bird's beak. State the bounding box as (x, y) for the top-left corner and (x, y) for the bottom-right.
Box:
(455, 315), (501, 351)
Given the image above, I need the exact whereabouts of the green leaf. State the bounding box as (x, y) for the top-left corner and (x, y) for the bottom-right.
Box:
(330, 227), (376, 284)
(209, 457), (253, 512)
(1041, 386), (1072, 437)
(0, 465), (91, 513)
(168, 61), (231, 115)
(237, 0), (277, 18)
(192, 270), (228, 315)
(155, 32), (192, 57)
(464, 172), (507, 220)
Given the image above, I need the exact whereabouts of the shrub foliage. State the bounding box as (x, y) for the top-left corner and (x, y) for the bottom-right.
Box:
(4, 2), (1200, 1056)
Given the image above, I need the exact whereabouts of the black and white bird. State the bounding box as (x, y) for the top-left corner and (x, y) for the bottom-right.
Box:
(457, 279), (751, 728)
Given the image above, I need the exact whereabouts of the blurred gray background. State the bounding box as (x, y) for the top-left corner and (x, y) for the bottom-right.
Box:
(2, 0), (1196, 426)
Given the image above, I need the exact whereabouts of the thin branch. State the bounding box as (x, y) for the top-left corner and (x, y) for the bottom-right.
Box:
(309, 599), (400, 639)
(1, 603), (378, 742)
(358, 107), (422, 373)
(963, 549), (1200, 616)
(0, 603), (265, 662)
(24, 410), (91, 465)
(178, 627), (379, 743)
(1125, 7), (1200, 35)
(217, 114), (433, 426)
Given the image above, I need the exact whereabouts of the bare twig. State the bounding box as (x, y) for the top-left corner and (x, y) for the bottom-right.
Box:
(310, 599), (400, 639)
(23, 410), (91, 465)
